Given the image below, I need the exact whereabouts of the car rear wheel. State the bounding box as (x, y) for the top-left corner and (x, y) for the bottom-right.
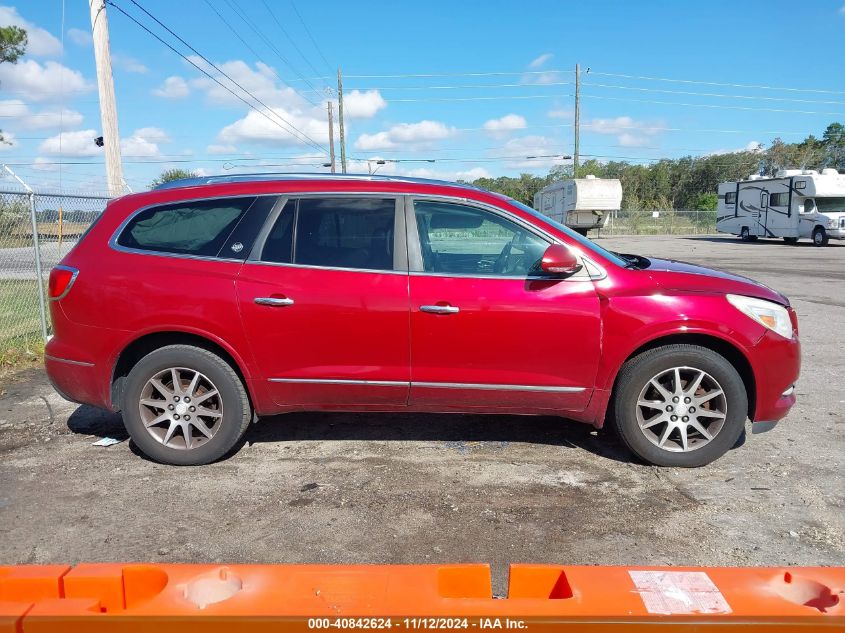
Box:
(812, 227), (829, 247)
(121, 345), (252, 465)
(740, 227), (757, 242)
(612, 344), (747, 467)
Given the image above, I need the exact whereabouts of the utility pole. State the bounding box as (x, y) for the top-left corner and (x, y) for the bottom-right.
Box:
(337, 67), (347, 174)
(88, 0), (124, 198)
(327, 100), (336, 173)
(573, 63), (580, 176)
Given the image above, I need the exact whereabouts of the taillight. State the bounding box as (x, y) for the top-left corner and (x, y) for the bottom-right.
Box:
(48, 266), (78, 300)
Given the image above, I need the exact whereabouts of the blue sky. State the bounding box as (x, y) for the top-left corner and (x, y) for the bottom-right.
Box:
(2, 0), (845, 193)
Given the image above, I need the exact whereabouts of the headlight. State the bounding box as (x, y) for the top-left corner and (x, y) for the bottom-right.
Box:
(726, 294), (793, 339)
(828, 218), (837, 229)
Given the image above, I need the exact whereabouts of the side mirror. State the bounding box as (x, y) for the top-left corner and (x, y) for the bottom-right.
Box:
(540, 244), (582, 276)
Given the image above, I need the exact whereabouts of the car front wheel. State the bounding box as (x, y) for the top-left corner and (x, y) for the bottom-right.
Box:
(121, 345), (252, 465)
(812, 227), (829, 247)
(612, 344), (747, 467)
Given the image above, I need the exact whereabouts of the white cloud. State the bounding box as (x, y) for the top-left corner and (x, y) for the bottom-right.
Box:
(153, 76), (190, 99)
(188, 57), (306, 109)
(548, 108), (572, 120)
(495, 135), (563, 169)
(38, 127), (169, 158)
(522, 71), (567, 85)
(586, 116), (665, 148)
(218, 108), (331, 147)
(113, 54), (149, 74)
(528, 53), (553, 69)
(483, 114), (527, 138)
(840, 3), (845, 14)
(343, 89), (387, 119)
(0, 6), (62, 57)
(706, 141), (764, 156)
(39, 129), (102, 157)
(132, 127), (170, 144)
(354, 120), (456, 150)
(455, 167), (492, 181)
(207, 144), (238, 155)
(0, 99), (84, 130)
(67, 27), (92, 47)
(121, 128), (170, 157)
(0, 59), (92, 102)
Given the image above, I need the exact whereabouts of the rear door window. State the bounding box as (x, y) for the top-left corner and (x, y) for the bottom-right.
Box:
(259, 197), (399, 271)
(117, 196), (262, 258)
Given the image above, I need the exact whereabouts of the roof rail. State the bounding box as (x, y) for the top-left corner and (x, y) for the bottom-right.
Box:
(152, 172), (482, 191)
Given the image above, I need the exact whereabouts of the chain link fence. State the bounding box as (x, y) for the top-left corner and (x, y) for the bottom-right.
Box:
(0, 188), (109, 358)
(596, 209), (717, 236)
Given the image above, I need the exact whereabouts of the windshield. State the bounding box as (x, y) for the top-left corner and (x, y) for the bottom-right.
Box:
(816, 197), (845, 213)
(504, 198), (628, 267)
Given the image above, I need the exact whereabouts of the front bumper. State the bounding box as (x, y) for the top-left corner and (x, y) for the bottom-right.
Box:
(826, 227), (845, 240)
(748, 327), (800, 432)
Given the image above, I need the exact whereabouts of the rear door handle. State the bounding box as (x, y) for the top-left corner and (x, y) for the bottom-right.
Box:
(420, 304), (460, 315)
(254, 297), (295, 307)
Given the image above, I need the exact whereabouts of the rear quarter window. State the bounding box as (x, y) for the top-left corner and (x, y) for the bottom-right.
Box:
(116, 196), (258, 257)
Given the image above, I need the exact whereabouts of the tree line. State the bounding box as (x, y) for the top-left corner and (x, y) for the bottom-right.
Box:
(469, 122), (845, 211)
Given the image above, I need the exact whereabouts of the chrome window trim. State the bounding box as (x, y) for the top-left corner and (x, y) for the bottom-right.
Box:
(244, 259), (409, 276)
(48, 265), (79, 301)
(247, 194), (408, 275)
(267, 377), (585, 393)
(107, 190), (604, 279)
(404, 194), (605, 281)
(108, 192), (280, 263)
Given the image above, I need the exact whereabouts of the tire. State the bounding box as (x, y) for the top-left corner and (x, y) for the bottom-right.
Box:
(121, 345), (252, 465)
(783, 237), (798, 245)
(740, 227), (757, 242)
(812, 227), (829, 247)
(611, 344), (748, 467)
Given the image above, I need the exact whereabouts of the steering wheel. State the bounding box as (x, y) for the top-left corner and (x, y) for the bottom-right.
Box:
(493, 239), (513, 274)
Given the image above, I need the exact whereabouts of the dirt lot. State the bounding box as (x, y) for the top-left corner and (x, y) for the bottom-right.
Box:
(1, 235), (843, 593)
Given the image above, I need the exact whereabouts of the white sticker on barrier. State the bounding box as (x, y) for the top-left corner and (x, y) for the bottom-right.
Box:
(629, 571), (732, 615)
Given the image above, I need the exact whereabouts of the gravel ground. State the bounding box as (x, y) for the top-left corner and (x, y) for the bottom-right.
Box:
(1, 234), (843, 594)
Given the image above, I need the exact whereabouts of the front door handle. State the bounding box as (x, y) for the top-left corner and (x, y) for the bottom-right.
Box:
(254, 297), (294, 307)
(420, 304), (460, 315)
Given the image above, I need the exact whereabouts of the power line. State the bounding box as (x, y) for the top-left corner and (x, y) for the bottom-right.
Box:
(200, 0), (320, 106)
(581, 93), (845, 116)
(219, 0), (324, 101)
(588, 70), (845, 95)
(259, 0), (331, 93)
(344, 81), (573, 92)
(289, 1), (334, 77)
(340, 79), (845, 106)
(107, 0), (328, 155)
(583, 82), (845, 106)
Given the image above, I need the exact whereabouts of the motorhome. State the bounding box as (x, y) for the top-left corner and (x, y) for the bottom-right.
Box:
(716, 168), (845, 246)
(534, 175), (622, 235)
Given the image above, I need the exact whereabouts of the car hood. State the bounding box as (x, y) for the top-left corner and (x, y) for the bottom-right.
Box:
(643, 257), (789, 306)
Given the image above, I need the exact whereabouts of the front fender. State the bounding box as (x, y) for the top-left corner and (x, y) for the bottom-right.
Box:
(586, 292), (766, 426)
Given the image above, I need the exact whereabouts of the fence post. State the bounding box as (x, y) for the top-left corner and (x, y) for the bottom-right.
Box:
(3, 165), (49, 342)
(28, 192), (49, 342)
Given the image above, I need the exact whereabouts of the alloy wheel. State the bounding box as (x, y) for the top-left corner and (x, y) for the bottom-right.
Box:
(635, 366), (727, 453)
(138, 367), (224, 450)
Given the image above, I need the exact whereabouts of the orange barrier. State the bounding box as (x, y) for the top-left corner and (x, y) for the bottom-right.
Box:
(0, 563), (842, 631)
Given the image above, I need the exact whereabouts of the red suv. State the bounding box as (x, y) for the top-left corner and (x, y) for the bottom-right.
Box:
(44, 175), (800, 467)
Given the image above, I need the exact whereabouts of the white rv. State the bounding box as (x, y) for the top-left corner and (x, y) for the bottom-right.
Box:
(534, 175), (623, 235)
(716, 168), (845, 246)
